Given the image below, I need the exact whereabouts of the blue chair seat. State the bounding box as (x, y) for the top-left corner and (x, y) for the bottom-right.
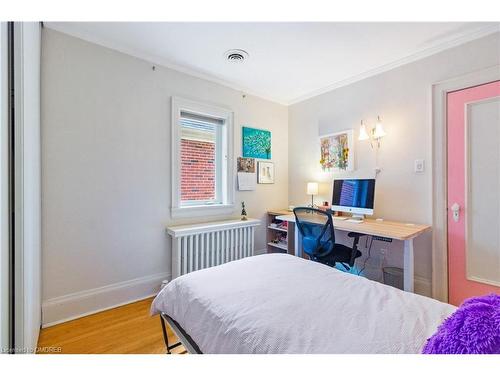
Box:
(294, 207), (363, 270)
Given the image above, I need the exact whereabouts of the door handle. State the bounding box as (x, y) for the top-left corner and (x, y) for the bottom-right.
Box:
(451, 203), (460, 222)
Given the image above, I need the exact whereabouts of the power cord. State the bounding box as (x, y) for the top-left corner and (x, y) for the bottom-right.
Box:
(357, 236), (374, 276)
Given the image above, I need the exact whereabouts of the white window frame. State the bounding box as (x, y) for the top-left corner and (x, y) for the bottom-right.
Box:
(178, 115), (223, 207)
(171, 96), (234, 219)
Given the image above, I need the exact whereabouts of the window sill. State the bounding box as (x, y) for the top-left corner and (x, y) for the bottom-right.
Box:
(171, 204), (235, 219)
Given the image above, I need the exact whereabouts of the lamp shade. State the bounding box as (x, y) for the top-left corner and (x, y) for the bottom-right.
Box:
(358, 120), (369, 141)
(373, 116), (386, 139)
(307, 182), (319, 195)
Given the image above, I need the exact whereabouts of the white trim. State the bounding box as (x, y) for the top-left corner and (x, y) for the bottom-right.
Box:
(0, 22), (9, 350)
(288, 25), (500, 105)
(431, 64), (500, 303)
(415, 276), (432, 297)
(41, 272), (169, 327)
(171, 96), (235, 219)
(13, 21), (26, 349)
(170, 204), (235, 219)
(45, 23), (499, 106)
(11, 22), (42, 352)
(43, 23), (288, 106)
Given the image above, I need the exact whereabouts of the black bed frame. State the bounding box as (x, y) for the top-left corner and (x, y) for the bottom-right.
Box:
(159, 313), (203, 354)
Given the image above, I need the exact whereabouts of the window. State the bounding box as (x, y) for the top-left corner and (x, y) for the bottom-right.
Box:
(180, 113), (221, 205)
(171, 97), (234, 218)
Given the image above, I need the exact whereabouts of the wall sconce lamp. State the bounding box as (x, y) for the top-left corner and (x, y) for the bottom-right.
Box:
(358, 116), (386, 148)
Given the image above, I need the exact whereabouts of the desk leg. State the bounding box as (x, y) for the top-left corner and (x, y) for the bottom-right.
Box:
(403, 238), (414, 293)
(294, 223), (302, 258)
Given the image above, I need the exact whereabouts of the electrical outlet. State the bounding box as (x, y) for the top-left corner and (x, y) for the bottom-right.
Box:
(414, 159), (425, 173)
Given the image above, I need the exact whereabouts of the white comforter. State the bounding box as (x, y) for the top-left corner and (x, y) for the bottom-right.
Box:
(151, 253), (455, 354)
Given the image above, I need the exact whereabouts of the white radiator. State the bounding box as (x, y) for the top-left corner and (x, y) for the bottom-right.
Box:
(167, 218), (260, 279)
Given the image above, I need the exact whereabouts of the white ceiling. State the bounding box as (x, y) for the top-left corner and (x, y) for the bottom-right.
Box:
(45, 22), (499, 105)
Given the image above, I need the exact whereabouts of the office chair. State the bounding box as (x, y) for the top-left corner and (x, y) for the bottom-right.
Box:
(293, 207), (363, 270)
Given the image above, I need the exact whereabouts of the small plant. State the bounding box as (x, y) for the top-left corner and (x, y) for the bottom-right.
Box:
(241, 202), (248, 221)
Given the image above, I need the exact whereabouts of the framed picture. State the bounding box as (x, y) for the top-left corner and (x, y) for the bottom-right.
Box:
(319, 130), (354, 172)
(242, 126), (271, 159)
(258, 161), (274, 184)
(237, 157), (255, 173)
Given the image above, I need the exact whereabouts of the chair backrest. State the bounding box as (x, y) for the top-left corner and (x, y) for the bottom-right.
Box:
(293, 207), (335, 258)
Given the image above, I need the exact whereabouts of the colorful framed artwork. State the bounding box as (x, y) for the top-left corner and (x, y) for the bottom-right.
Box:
(242, 126), (271, 159)
(257, 161), (274, 184)
(319, 130), (354, 172)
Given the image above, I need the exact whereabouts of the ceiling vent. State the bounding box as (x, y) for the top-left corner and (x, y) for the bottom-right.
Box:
(224, 49), (249, 63)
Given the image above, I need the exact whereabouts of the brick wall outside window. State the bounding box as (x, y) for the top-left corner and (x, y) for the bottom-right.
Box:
(181, 138), (216, 201)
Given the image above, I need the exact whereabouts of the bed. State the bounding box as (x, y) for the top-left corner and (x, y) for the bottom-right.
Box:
(151, 253), (456, 354)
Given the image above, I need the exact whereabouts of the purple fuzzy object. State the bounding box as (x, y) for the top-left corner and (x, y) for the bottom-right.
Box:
(422, 294), (500, 354)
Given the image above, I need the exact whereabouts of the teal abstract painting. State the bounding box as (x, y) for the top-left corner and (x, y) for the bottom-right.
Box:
(242, 127), (271, 159)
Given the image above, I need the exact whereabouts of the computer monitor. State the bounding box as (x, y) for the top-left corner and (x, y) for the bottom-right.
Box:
(331, 178), (375, 219)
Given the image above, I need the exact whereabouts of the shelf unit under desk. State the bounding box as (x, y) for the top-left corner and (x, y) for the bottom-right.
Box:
(266, 210), (295, 255)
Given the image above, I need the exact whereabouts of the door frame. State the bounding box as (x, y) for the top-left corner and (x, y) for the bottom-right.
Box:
(0, 21), (10, 351)
(432, 64), (500, 302)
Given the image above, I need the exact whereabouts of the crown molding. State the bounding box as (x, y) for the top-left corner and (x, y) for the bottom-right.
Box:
(45, 22), (499, 107)
(44, 22), (289, 106)
(287, 24), (500, 105)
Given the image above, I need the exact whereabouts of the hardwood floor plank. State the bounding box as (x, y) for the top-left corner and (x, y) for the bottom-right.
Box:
(37, 297), (185, 354)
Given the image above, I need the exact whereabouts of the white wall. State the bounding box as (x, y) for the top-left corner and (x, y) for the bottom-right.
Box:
(288, 32), (500, 295)
(41, 29), (288, 325)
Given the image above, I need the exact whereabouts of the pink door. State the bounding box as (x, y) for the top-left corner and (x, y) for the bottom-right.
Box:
(447, 80), (500, 306)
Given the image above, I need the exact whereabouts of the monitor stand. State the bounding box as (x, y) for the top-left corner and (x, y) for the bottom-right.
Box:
(346, 214), (364, 223)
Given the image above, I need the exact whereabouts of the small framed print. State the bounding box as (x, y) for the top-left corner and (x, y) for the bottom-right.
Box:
(237, 157), (255, 173)
(257, 161), (274, 184)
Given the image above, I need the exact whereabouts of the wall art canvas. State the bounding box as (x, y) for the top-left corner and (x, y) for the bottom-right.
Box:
(257, 161), (274, 184)
(319, 130), (354, 172)
(242, 126), (271, 159)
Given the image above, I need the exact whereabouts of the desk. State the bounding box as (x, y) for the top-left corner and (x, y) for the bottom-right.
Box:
(275, 213), (430, 293)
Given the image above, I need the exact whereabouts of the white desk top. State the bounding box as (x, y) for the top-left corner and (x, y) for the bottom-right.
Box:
(276, 214), (430, 241)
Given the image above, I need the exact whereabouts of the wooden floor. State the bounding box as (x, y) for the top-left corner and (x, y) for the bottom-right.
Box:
(37, 298), (185, 354)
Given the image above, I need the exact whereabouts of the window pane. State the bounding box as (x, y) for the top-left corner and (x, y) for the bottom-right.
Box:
(180, 116), (218, 204)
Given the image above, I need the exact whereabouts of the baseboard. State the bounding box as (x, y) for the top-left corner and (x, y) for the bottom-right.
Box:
(41, 272), (170, 328)
(414, 275), (432, 297)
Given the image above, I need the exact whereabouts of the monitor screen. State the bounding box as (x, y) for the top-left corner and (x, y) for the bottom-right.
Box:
(332, 179), (375, 211)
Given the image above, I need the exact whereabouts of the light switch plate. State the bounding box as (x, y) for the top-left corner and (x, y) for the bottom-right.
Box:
(414, 159), (425, 173)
